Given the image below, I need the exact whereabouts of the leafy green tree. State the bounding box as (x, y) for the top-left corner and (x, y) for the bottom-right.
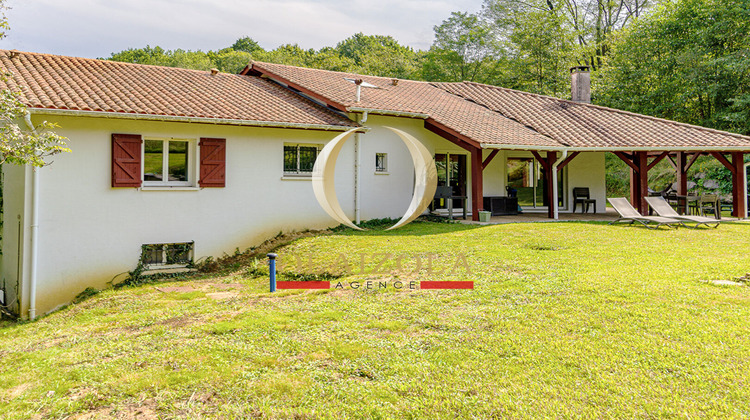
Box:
(107, 46), (172, 66)
(207, 48), (253, 73)
(596, 0), (750, 134)
(252, 44), (316, 67)
(499, 3), (575, 96)
(334, 33), (422, 79)
(230, 37), (263, 54)
(0, 1), (67, 166)
(422, 12), (501, 83)
(107, 47), (213, 70)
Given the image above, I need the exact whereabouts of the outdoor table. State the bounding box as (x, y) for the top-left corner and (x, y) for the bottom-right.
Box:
(672, 195), (698, 215)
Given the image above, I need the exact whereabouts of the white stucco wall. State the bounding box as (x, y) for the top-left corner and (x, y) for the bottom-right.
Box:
(356, 115), (471, 220)
(1, 163), (29, 316)
(14, 115), (366, 315)
(565, 152), (607, 213)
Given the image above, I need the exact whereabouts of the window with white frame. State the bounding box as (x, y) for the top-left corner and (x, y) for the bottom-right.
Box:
(143, 138), (195, 186)
(375, 153), (388, 173)
(284, 144), (321, 176)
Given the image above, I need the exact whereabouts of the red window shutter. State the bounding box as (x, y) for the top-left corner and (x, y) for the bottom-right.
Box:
(111, 134), (142, 187)
(199, 138), (226, 187)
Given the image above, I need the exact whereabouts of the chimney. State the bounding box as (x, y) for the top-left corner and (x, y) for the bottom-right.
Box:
(570, 66), (590, 103)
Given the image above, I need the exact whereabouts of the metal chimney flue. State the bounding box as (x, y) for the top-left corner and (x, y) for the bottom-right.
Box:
(354, 79), (363, 103)
(571, 66), (591, 103)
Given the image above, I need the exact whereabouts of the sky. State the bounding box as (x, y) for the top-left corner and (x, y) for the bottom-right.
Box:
(0, 0), (484, 59)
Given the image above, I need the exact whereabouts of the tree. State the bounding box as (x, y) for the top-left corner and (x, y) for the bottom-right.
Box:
(230, 36), (263, 54)
(334, 33), (422, 79)
(596, 0), (750, 134)
(0, 1), (67, 166)
(482, 0), (651, 72)
(107, 46), (214, 70)
(422, 12), (501, 83)
(492, 1), (575, 96)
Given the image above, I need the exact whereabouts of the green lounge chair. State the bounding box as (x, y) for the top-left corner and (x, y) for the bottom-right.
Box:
(607, 197), (684, 229)
(644, 196), (720, 228)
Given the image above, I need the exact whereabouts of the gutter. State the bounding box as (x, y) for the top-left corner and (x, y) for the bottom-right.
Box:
(480, 143), (750, 152)
(23, 113), (39, 320)
(551, 150), (568, 220)
(347, 107), (429, 119)
(29, 108), (367, 132)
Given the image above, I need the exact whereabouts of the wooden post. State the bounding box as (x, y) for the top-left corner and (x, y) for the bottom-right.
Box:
(732, 152), (746, 218)
(546, 151), (557, 218)
(676, 152), (688, 195)
(471, 147), (484, 221)
(634, 151), (649, 214)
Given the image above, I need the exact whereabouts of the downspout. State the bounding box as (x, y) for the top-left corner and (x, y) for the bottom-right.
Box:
(744, 161), (749, 219)
(23, 112), (39, 320)
(551, 150), (568, 220)
(354, 112), (368, 224)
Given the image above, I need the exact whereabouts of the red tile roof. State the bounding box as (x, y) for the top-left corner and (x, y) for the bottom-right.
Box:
(249, 62), (561, 147)
(250, 61), (750, 150)
(436, 81), (750, 149)
(0, 50), (357, 129)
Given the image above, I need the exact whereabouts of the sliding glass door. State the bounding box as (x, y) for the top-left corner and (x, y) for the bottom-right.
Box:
(434, 153), (467, 209)
(506, 157), (566, 209)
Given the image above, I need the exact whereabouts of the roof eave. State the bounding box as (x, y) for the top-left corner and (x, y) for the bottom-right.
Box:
(480, 143), (750, 152)
(29, 108), (365, 132)
(347, 107), (429, 119)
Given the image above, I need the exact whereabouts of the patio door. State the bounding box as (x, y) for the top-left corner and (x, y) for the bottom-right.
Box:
(434, 153), (467, 209)
(507, 157), (566, 209)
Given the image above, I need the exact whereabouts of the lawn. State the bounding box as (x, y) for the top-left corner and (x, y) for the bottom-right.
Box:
(1, 221), (750, 418)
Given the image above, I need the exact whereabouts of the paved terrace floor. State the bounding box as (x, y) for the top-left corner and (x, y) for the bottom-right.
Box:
(433, 208), (745, 225)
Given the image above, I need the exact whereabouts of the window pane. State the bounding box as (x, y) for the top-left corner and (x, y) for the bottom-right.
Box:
(141, 244), (163, 265)
(376, 153), (386, 172)
(168, 141), (188, 182)
(144, 140), (163, 181)
(507, 158), (535, 207)
(284, 146), (297, 172)
(298, 146), (318, 173)
(435, 154), (447, 185)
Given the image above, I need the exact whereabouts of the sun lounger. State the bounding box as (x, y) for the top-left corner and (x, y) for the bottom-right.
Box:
(607, 197), (684, 229)
(644, 196), (720, 228)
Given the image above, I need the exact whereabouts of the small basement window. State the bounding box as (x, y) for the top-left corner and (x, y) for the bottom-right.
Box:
(375, 153), (388, 173)
(140, 242), (194, 270)
(284, 144), (321, 176)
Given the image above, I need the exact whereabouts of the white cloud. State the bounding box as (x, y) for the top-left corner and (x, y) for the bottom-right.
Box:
(1, 0), (483, 58)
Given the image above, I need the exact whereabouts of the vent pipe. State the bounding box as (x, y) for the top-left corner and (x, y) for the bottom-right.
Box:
(354, 79), (363, 103)
(571, 66), (591, 103)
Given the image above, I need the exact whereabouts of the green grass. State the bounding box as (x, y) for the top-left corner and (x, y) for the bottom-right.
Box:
(2, 221), (750, 418)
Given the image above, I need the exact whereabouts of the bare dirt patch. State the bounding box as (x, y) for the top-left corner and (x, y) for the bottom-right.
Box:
(206, 292), (239, 300)
(155, 286), (197, 293)
(4, 383), (31, 400)
(70, 398), (160, 419)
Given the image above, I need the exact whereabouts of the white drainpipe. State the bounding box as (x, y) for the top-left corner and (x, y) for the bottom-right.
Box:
(354, 112), (368, 224)
(551, 150), (569, 220)
(23, 113), (39, 320)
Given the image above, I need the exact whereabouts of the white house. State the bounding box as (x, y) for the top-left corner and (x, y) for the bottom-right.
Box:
(2, 50), (749, 319)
